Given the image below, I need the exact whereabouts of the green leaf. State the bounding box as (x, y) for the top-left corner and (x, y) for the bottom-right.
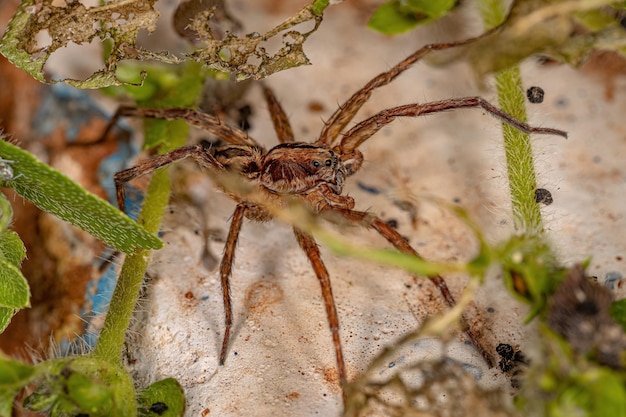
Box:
(368, 0), (457, 34)
(0, 308), (15, 335)
(0, 355), (35, 417)
(0, 225), (29, 333)
(138, 378), (185, 417)
(311, 0), (330, 16)
(0, 140), (162, 254)
(66, 372), (114, 415)
(0, 193), (13, 232)
(0, 354), (35, 385)
(0, 257), (29, 309)
(368, 2), (424, 34)
(0, 230), (26, 267)
(609, 299), (626, 332)
(499, 235), (563, 320)
(405, 0), (457, 18)
(432, 0), (623, 80)
(581, 368), (626, 417)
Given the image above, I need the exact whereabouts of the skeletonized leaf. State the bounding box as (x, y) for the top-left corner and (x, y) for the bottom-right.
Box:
(0, 0), (166, 88)
(0, 0), (333, 86)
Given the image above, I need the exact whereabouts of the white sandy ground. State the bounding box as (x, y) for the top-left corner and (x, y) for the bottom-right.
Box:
(48, 1), (626, 416)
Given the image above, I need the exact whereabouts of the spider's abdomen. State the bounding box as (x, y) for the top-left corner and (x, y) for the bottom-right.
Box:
(259, 143), (347, 195)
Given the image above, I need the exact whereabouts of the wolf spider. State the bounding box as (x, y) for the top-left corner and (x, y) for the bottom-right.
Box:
(108, 38), (566, 402)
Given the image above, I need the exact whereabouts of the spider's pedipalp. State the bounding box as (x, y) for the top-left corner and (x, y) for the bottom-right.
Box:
(339, 97), (568, 153)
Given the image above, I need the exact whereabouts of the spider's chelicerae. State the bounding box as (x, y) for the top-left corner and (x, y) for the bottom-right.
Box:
(109, 38), (566, 402)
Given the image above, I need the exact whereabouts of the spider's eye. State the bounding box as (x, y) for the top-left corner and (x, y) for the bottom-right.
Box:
(312, 160), (321, 168)
(325, 159), (332, 167)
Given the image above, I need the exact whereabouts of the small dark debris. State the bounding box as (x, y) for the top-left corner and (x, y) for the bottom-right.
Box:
(237, 104), (253, 131)
(357, 181), (381, 195)
(526, 86), (545, 103)
(149, 402), (169, 415)
(385, 219), (398, 229)
(496, 343), (527, 373)
(308, 100), (325, 112)
(534, 188), (553, 205)
(60, 366), (72, 379)
(452, 197), (461, 203)
(487, 307), (495, 313)
(555, 97), (569, 108)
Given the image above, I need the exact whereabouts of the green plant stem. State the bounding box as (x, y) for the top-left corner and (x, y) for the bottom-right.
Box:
(92, 168), (172, 364)
(91, 118), (188, 365)
(479, 0), (544, 234)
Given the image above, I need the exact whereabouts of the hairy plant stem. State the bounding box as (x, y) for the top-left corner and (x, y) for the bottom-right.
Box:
(92, 169), (171, 364)
(92, 124), (187, 365)
(480, 0), (544, 234)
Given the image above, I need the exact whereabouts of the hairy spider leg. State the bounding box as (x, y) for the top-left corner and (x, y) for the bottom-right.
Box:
(218, 85), (297, 367)
(114, 144), (225, 213)
(219, 204), (246, 365)
(104, 106), (261, 147)
(339, 97), (568, 153)
(328, 207), (496, 367)
(293, 228), (347, 402)
(260, 85), (349, 400)
(262, 85), (295, 144)
(316, 29), (500, 147)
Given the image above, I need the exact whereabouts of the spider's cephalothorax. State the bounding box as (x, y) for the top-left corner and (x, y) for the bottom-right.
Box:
(203, 141), (363, 219)
(109, 36), (567, 406)
(261, 143), (347, 195)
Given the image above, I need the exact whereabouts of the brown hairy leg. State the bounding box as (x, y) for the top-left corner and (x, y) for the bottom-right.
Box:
(324, 207), (496, 367)
(293, 227), (347, 403)
(219, 204), (247, 365)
